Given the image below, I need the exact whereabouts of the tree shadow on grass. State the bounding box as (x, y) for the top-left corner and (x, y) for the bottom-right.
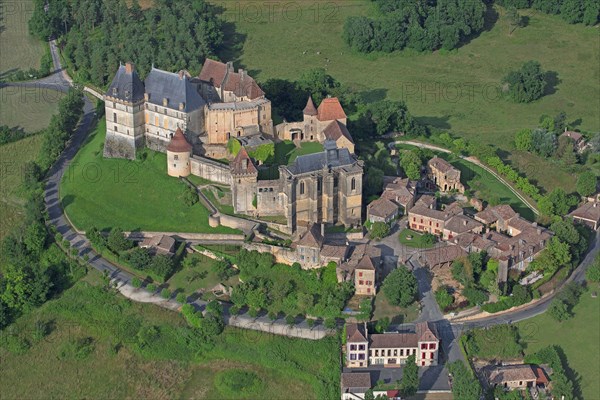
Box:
(544, 71), (561, 96)
(415, 115), (452, 130)
(555, 345), (583, 400)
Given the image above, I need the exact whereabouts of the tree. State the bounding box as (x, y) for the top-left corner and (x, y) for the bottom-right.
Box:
(382, 266), (417, 307)
(586, 255), (600, 284)
(435, 286), (454, 311)
(576, 171), (597, 197)
(369, 222), (391, 239)
(548, 298), (571, 321)
(400, 150), (423, 180)
(401, 354), (419, 397)
(531, 128), (556, 158)
(447, 361), (481, 400)
(181, 186), (198, 207)
(107, 227), (133, 253)
(375, 317), (390, 333)
(227, 138), (241, 155)
(506, 7), (523, 34)
(502, 61), (547, 103)
(514, 128), (533, 151)
(365, 167), (384, 199)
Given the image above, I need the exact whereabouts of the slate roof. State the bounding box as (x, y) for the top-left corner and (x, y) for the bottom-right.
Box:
(323, 120), (354, 143)
(105, 63), (145, 103)
(284, 147), (357, 175)
(317, 97), (347, 121)
(145, 68), (206, 112)
(303, 96), (317, 115)
(167, 127), (192, 153)
(341, 372), (371, 392)
(230, 147), (258, 176)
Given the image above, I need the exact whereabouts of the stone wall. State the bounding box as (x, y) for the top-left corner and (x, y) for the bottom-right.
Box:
(103, 132), (144, 160)
(190, 156), (232, 185)
(242, 242), (299, 265)
(219, 214), (258, 233)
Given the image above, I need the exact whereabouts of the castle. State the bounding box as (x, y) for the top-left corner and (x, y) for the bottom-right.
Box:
(103, 60), (363, 234)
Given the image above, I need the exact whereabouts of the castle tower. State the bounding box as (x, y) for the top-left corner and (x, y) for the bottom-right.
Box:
(103, 62), (146, 159)
(166, 127), (192, 177)
(302, 95), (318, 141)
(230, 147), (258, 214)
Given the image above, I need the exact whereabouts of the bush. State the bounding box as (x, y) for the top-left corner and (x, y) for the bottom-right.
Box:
(248, 308), (258, 318)
(131, 277), (142, 288)
(369, 221), (391, 239)
(160, 288), (171, 299)
(463, 287), (488, 306)
(268, 311), (277, 321)
(230, 305), (240, 315)
(176, 292), (187, 303)
(1, 333), (31, 355)
(58, 337), (95, 360)
(324, 318), (336, 329)
(214, 370), (263, 398)
(435, 286), (454, 311)
(307, 318), (315, 328)
(286, 315), (295, 326)
(146, 284), (156, 292)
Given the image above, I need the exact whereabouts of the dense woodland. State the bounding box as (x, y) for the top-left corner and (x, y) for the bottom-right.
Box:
(29, 0), (224, 86)
(497, 0), (599, 25)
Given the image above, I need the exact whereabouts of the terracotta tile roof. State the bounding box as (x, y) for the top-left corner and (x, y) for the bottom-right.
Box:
(414, 194), (436, 208)
(561, 130), (583, 142)
(444, 215), (483, 235)
(370, 333), (418, 348)
(296, 224), (323, 249)
(409, 202), (462, 222)
(321, 244), (348, 259)
(140, 234), (176, 255)
(487, 364), (537, 385)
(569, 201), (600, 222)
(346, 323), (367, 343)
(475, 204), (518, 224)
(368, 197), (399, 219)
(428, 157), (459, 179)
(167, 128), (192, 153)
(199, 58), (228, 86)
(199, 58), (265, 99)
(356, 255), (376, 271)
(317, 97), (347, 121)
(230, 147), (258, 176)
(303, 96), (317, 116)
(341, 372), (371, 391)
(418, 244), (467, 268)
(533, 366), (549, 385)
(323, 120), (354, 144)
(416, 321), (439, 342)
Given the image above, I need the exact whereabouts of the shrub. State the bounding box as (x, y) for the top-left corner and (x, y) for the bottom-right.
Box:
(176, 292), (187, 303)
(214, 370), (263, 397)
(146, 283), (156, 292)
(435, 286), (454, 311)
(131, 277), (142, 288)
(268, 311), (277, 321)
(1, 333), (31, 355)
(248, 308), (258, 318)
(307, 318), (315, 328)
(31, 320), (50, 342)
(286, 314), (295, 326)
(160, 288), (171, 299)
(369, 221), (390, 239)
(324, 318), (336, 329)
(463, 287), (488, 306)
(229, 305), (240, 315)
(59, 337), (95, 360)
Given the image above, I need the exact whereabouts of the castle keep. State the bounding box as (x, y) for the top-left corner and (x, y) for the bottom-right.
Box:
(103, 60), (363, 233)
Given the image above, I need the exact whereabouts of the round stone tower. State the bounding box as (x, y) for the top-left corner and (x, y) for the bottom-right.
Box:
(167, 127), (192, 177)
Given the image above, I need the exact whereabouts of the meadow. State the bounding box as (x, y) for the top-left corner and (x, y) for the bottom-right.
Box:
(0, 86), (64, 132)
(516, 290), (600, 400)
(211, 0), (599, 193)
(60, 117), (240, 234)
(0, 271), (340, 399)
(0, 0), (45, 75)
(0, 134), (44, 241)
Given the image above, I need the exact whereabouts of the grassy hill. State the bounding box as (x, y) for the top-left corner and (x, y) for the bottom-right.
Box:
(516, 290), (600, 400)
(0, 0), (45, 75)
(211, 1), (599, 193)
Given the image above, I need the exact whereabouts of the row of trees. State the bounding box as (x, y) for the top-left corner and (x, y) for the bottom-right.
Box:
(0, 89), (85, 330)
(497, 0), (599, 25)
(29, 0), (224, 87)
(343, 0), (486, 53)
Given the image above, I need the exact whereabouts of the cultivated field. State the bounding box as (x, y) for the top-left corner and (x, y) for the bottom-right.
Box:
(0, 272), (340, 400)
(0, 86), (64, 132)
(0, 134), (43, 241)
(0, 0), (45, 75)
(60, 117), (240, 234)
(211, 0), (599, 192)
(517, 290), (600, 400)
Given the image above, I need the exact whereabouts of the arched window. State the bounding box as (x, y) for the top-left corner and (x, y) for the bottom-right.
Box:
(300, 181), (305, 195)
(351, 177), (356, 191)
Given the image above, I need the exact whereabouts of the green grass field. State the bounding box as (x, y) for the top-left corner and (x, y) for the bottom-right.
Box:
(398, 229), (436, 249)
(372, 290), (419, 324)
(213, 1), (598, 192)
(0, 134), (44, 241)
(166, 252), (238, 295)
(0, 273), (339, 399)
(0, 87), (64, 132)
(0, 0), (45, 75)
(60, 118), (240, 234)
(516, 290), (600, 400)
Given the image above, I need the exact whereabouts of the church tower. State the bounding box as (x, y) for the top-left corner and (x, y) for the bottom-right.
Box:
(103, 62), (146, 159)
(302, 95), (318, 141)
(230, 147), (258, 215)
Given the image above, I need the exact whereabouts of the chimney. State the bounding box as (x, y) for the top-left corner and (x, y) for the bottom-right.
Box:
(321, 224), (325, 237)
(125, 62), (134, 74)
(226, 61), (234, 72)
(532, 222), (537, 227)
(239, 69), (246, 79)
(144, 93), (149, 101)
(179, 102), (185, 111)
(593, 202), (598, 208)
(163, 97), (168, 106)
(463, 220), (468, 226)
(537, 227), (542, 235)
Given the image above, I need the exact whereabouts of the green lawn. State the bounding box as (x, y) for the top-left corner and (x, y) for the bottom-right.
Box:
(260, 140), (324, 179)
(0, 275), (340, 399)
(166, 252), (238, 295)
(0, 0), (45, 74)
(60, 117), (240, 234)
(516, 290), (600, 400)
(398, 229), (435, 249)
(0, 135), (44, 242)
(202, 187), (235, 215)
(0, 87), (64, 132)
(213, 1), (598, 193)
(372, 290), (419, 324)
